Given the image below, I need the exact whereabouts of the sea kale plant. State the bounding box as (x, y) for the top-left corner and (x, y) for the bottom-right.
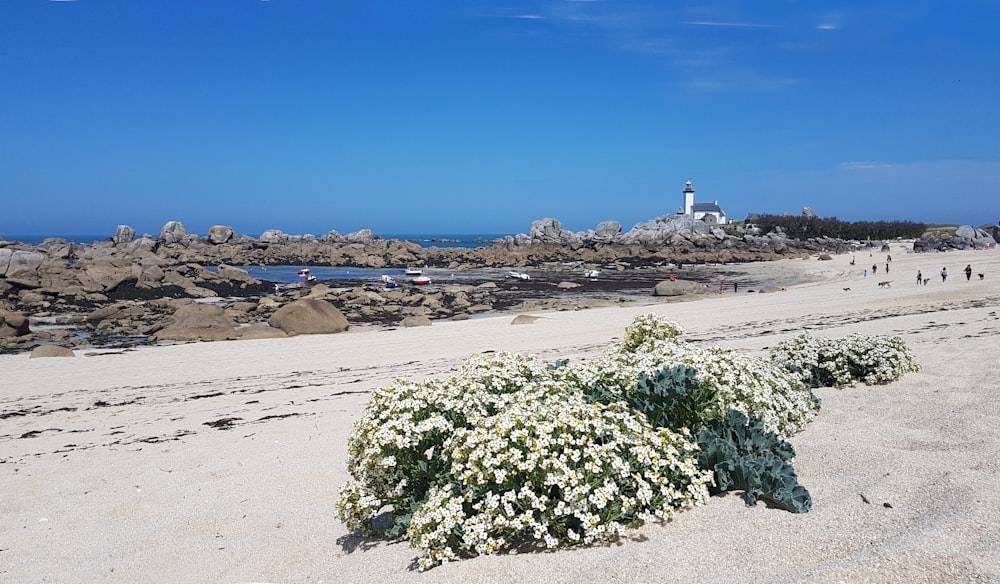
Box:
(336, 351), (712, 570)
(769, 333), (920, 388)
(337, 313), (833, 569)
(696, 410), (812, 513)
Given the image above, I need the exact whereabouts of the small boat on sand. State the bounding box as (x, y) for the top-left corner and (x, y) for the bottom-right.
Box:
(296, 268), (311, 277)
(410, 275), (431, 285)
(405, 267), (423, 276)
(585, 269), (600, 279)
(506, 271), (530, 280)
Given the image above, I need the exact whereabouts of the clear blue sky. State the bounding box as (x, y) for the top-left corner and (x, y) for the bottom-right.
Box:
(2, 1), (999, 238)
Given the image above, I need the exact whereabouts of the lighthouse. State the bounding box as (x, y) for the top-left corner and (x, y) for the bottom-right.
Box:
(683, 181), (695, 216)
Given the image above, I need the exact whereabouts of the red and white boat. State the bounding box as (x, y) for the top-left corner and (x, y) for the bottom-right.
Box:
(410, 275), (431, 285)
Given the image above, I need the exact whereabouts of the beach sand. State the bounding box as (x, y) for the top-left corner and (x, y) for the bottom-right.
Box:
(2, 245), (999, 583)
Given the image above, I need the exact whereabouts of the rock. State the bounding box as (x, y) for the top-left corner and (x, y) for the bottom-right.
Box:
(530, 218), (570, 244)
(400, 315), (432, 327)
(149, 303), (238, 342)
(29, 345), (75, 358)
(345, 229), (375, 244)
(208, 225), (235, 244)
(652, 280), (708, 297)
(1, 249), (45, 278)
(802, 207), (816, 218)
(818, 254), (833, 261)
(259, 229), (287, 244)
(238, 326), (289, 340)
(0, 310), (31, 337)
(594, 221), (622, 242)
(511, 314), (541, 325)
(557, 281), (581, 289)
(112, 225), (136, 246)
(159, 221), (187, 244)
(268, 298), (349, 335)
(215, 264), (256, 284)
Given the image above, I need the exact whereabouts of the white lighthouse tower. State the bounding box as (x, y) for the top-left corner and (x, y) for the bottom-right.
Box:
(683, 181), (695, 216)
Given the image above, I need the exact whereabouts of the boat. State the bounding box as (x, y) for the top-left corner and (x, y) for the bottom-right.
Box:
(296, 268), (311, 277)
(506, 271), (530, 280)
(405, 267), (423, 276)
(585, 269), (600, 279)
(410, 276), (431, 285)
(381, 274), (397, 288)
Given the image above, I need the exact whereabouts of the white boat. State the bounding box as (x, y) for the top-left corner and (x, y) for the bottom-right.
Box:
(506, 271), (530, 280)
(405, 267), (423, 276)
(585, 269), (600, 279)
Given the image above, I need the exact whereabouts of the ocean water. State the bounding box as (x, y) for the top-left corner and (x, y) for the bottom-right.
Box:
(4, 233), (506, 249)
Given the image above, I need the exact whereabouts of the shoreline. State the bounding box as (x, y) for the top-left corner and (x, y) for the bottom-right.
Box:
(1, 246), (998, 583)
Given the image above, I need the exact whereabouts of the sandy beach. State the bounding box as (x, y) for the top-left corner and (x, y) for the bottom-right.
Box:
(2, 245), (998, 584)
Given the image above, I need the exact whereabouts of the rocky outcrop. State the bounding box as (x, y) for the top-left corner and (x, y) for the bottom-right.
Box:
(268, 298), (349, 335)
(913, 225), (997, 252)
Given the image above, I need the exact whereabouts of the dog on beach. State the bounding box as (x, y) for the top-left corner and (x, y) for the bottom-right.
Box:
(980, 273), (985, 280)
(843, 287), (851, 291)
(878, 281), (892, 288)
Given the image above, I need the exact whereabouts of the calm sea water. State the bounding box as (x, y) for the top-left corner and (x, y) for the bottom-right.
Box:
(4, 233), (507, 249)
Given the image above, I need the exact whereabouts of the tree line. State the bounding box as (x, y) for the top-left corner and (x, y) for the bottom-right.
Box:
(747, 215), (927, 241)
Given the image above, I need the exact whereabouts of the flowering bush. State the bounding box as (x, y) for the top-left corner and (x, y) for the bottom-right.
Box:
(769, 333), (920, 388)
(621, 313), (686, 351)
(337, 351), (712, 570)
(555, 314), (820, 438)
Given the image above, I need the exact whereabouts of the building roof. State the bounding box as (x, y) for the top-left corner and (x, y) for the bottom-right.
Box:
(692, 202), (724, 213)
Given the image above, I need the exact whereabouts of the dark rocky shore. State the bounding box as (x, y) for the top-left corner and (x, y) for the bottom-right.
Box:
(2, 217), (996, 354)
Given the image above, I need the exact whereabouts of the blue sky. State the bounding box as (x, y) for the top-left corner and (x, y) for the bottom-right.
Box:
(2, 1), (999, 238)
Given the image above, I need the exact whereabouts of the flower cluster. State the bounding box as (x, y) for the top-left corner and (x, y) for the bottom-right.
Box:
(769, 333), (920, 388)
(336, 350), (711, 569)
(621, 313), (686, 351)
(555, 314), (819, 438)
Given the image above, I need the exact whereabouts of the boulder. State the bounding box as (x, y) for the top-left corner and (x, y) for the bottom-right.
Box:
(268, 299), (349, 335)
(400, 315), (432, 327)
(148, 303), (238, 342)
(29, 345), (75, 358)
(1, 249), (45, 278)
(652, 280), (708, 297)
(0, 310), (30, 337)
(207, 225), (235, 244)
(112, 225), (136, 246)
(159, 221), (187, 244)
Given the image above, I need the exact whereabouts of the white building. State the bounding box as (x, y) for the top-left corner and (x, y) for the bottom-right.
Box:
(679, 180), (727, 225)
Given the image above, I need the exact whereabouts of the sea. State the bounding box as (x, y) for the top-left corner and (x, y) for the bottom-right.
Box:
(3, 233), (506, 249)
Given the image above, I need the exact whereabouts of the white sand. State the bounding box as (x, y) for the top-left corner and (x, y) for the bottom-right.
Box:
(2, 246), (998, 583)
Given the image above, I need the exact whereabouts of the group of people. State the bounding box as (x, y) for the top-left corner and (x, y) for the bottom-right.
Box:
(917, 264), (975, 285)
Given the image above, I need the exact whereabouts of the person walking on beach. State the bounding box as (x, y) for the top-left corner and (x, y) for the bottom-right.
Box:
(872, 264), (878, 275)
(941, 267), (948, 282)
(886, 263), (890, 273)
(917, 270), (922, 285)
(965, 264), (973, 281)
